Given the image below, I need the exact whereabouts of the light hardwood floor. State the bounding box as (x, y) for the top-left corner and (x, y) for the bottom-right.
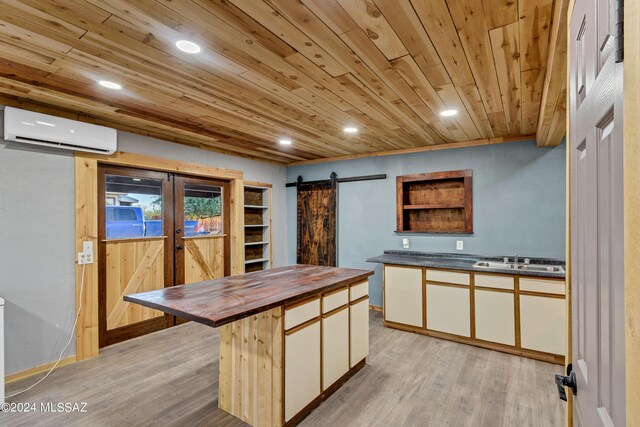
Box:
(3, 311), (564, 426)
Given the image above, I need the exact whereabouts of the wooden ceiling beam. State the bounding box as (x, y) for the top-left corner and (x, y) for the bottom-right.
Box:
(447, 0), (509, 136)
(536, 0), (569, 146)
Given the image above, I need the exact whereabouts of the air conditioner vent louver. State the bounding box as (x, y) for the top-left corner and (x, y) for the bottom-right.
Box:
(4, 107), (117, 154)
(13, 135), (113, 154)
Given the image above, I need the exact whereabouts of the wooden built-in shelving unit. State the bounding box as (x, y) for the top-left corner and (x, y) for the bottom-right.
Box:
(244, 184), (271, 272)
(396, 169), (473, 234)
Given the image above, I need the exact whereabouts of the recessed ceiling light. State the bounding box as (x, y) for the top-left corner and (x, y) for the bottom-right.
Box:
(176, 40), (201, 54)
(440, 109), (458, 117)
(98, 80), (122, 90)
(279, 139), (292, 145)
(343, 127), (358, 133)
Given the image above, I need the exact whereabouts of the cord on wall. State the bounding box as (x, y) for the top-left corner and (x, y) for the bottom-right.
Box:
(5, 264), (86, 399)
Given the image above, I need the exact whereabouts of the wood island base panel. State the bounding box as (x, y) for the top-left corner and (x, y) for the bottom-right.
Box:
(125, 265), (373, 427)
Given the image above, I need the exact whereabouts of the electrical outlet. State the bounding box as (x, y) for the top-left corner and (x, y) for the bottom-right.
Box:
(402, 238), (410, 249)
(77, 249), (94, 265)
(456, 240), (464, 251)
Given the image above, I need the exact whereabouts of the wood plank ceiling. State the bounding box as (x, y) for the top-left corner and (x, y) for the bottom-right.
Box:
(0, 0), (566, 164)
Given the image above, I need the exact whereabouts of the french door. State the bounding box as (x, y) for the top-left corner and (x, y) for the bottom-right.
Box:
(98, 165), (230, 347)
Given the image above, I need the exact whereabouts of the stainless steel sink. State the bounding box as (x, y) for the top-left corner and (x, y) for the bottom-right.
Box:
(517, 264), (565, 274)
(473, 261), (513, 269)
(473, 260), (564, 274)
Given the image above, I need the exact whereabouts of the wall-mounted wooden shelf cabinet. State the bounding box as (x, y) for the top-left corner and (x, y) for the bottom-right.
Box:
(243, 184), (271, 273)
(396, 169), (473, 233)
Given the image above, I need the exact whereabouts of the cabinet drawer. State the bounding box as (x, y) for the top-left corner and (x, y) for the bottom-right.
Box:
(323, 288), (348, 313)
(285, 298), (320, 330)
(519, 278), (565, 295)
(426, 284), (470, 337)
(474, 273), (514, 290)
(350, 281), (369, 301)
(426, 269), (470, 286)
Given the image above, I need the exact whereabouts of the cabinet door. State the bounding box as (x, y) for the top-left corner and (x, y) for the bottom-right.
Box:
(350, 297), (369, 367)
(520, 295), (565, 355)
(384, 266), (423, 327)
(426, 284), (470, 337)
(322, 308), (349, 389)
(285, 321), (321, 421)
(475, 290), (515, 345)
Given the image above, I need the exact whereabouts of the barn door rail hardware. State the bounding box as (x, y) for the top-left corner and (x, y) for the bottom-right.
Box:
(286, 173), (387, 188)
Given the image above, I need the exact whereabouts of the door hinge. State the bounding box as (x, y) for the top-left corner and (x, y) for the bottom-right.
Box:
(615, 0), (624, 63)
(554, 363), (578, 401)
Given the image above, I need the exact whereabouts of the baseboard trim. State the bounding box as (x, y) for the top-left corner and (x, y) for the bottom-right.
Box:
(5, 356), (77, 384)
(369, 304), (383, 312)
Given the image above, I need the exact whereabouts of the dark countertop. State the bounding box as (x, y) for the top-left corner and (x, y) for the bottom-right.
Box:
(367, 250), (565, 279)
(124, 265), (373, 328)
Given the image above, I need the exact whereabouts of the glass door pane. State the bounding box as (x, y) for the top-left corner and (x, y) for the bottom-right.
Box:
(183, 183), (224, 236)
(104, 174), (163, 240)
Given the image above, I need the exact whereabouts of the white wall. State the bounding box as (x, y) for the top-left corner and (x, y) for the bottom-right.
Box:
(0, 107), (287, 375)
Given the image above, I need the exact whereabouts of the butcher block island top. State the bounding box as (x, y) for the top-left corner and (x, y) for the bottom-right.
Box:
(124, 264), (373, 327)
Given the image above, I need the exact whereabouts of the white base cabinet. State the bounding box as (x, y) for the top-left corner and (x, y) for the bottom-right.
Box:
(285, 320), (321, 422)
(426, 284), (470, 337)
(322, 307), (349, 390)
(384, 266), (423, 327)
(520, 295), (566, 355)
(382, 264), (566, 362)
(284, 280), (370, 422)
(350, 297), (369, 368)
(475, 290), (515, 345)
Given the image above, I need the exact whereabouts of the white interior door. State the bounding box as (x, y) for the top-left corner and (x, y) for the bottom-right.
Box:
(569, 0), (625, 425)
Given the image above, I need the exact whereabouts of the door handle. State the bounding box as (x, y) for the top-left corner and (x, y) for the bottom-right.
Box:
(554, 364), (577, 401)
(176, 244), (184, 250)
(176, 228), (182, 234)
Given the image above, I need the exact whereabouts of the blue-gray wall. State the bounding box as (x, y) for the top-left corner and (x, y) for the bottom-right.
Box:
(286, 139), (566, 306)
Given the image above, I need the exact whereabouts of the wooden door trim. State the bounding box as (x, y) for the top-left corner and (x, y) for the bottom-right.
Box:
(97, 164), (174, 347)
(625, 2), (640, 426)
(75, 151), (243, 361)
(78, 151), (243, 180)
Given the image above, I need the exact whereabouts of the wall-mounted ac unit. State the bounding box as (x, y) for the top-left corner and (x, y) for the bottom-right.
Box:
(3, 107), (117, 155)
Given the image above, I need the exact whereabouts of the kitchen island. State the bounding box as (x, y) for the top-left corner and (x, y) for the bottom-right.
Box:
(125, 265), (373, 427)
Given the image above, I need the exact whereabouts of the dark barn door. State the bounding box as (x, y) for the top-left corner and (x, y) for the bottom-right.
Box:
(296, 180), (337, 266)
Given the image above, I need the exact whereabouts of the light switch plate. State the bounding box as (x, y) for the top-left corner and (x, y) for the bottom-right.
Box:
(456, 240), (464, 251)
